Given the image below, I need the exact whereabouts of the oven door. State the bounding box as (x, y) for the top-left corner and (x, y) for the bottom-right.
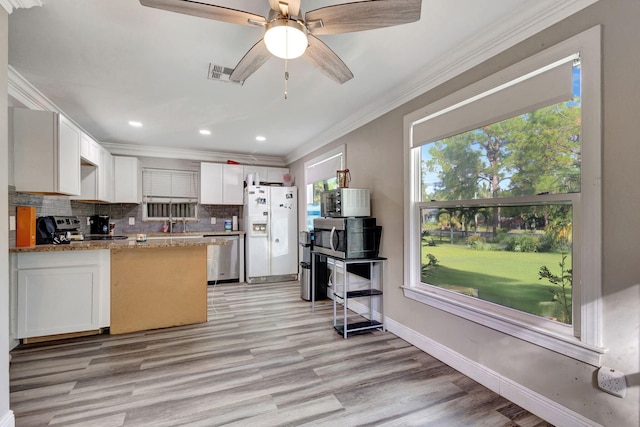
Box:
(313, 219), (346, 258)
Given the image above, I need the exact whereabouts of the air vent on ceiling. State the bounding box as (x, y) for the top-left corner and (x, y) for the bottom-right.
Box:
(207, 63), (243, 85)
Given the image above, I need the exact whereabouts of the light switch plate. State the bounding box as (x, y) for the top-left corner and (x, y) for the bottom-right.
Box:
(129, 217), (135, 225)
(211, 217), (216, 225)
(9, 216), (16, 231)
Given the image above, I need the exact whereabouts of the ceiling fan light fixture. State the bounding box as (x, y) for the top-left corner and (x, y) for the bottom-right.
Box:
(264, 18), (308, 59)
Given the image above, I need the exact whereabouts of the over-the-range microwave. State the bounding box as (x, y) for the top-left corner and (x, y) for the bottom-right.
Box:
(313, 217), (381, 259)
(320, 188), (370, 218)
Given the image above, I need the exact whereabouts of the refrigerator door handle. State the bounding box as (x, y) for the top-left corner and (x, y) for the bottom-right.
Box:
(330, 226), (337, 251)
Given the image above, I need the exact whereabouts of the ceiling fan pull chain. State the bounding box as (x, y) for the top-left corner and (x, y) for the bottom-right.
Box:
(284, 57), (289, 99)
(283, 31), (291, 99)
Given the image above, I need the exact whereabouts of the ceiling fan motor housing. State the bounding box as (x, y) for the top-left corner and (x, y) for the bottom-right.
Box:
(264, 17), (309, 59)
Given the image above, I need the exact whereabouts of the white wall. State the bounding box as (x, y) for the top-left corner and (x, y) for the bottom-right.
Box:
(1, 7), (14, 427)
(289, 2), (639, 426)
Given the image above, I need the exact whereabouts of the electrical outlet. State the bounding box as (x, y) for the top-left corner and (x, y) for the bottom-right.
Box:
(211, 217), (216, 225)
(9, 216), (16, 231)
(597, 366), (627, 398)
(129, 217), (135, 226)
(87, 216), (91, 226)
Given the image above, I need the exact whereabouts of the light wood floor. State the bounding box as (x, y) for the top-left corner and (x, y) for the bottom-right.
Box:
(9, 281), (553, 426)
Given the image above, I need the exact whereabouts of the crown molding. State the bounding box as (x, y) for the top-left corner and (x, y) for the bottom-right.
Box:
(9, 66), (287, 166)
(0, 0), (41, 14)
(284, 0), (599, 164)
(8, 65), (57, 111)
(101, 141), (287, 167)
(9, 64), (280, 168)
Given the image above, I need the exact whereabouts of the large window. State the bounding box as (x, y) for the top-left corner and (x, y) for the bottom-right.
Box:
(404, 27), (604, 365)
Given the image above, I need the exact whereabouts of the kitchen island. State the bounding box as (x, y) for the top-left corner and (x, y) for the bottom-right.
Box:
(9, 234), (240, 342)
(110, 244), (207, 334)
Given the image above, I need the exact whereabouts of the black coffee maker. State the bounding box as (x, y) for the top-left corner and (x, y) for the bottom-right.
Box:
(89, 215), (110, 234)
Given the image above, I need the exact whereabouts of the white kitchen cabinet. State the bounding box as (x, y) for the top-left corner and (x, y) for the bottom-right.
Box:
(72, 146), (117, 202)
(267, 167), (290, 184)
(13, 108), (81, 196)
(200, 162), (244, 205)
(80, 133), (100, 166)
(200, 162), (222, 204)
(113, 156), (142, 203)
(223, 164), (244, 204)
(243, 165), (269, 185)
(15, 250), (110, 339)
(71, 164), (99, 201)
(98, 146), (114, 202)
(243, 165), (289, 185)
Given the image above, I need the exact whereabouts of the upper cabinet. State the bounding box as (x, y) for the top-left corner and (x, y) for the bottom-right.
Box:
(243, 165), (289, 185)
(200, 162), (244, 205)
(80, 133), (100, 166)
(97, 146), (113, 202)
(267, 167), (290, 184)
(13, 108), (81, 196)
(113, 156), (142, 203)
(72, 135), (115, 203)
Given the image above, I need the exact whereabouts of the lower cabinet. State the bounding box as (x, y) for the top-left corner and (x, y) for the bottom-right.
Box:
(13, 250), (110, 340)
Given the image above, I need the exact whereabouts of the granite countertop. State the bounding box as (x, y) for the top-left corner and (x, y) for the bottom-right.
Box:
(9, 231), (244, 253)
(145, 231), (245, 237)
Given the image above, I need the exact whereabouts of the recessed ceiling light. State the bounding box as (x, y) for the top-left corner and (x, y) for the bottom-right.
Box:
(199, 129), (211, 135)
(256, 136), (266, 142)
(128, 121), (143, 127)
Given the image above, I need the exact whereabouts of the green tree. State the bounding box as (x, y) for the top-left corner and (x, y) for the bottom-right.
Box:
(426, 136), (482, 201)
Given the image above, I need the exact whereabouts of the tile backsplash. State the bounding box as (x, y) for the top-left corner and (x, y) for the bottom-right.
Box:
(8, 185), (242, 246)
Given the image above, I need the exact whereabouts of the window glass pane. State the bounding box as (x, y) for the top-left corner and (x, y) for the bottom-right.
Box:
(421, 64), (581, 201)
(420, 204), (573, 324)
(305, 177), (337, 230)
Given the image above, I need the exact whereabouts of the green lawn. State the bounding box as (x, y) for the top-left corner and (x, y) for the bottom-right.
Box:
(421, 243), (572, 323)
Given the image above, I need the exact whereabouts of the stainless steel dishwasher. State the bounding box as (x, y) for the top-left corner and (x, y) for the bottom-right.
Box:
(206, 235), (240, 282)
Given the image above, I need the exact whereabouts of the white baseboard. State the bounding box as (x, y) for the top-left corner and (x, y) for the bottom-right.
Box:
(385, 317), (601, 427)
(0, 410), (15, 427)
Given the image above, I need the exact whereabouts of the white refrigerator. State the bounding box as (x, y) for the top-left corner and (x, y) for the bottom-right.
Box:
(244, 185), (298, 283)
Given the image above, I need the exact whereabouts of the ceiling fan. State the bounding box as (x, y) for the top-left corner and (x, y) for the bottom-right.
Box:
(139, 0), (422, 84)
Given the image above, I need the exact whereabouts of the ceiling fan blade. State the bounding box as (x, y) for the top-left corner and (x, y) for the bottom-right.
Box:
(302, 35), (353, 84)
(229, 39), (272, 83)
(268, 0), (301, 18)
(306, 0), (421, 35)
(139, 0), (266, 26)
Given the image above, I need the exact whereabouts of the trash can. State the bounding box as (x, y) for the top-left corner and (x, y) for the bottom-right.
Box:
(300, 261), (311, 300)
(299, 231), (312, 300)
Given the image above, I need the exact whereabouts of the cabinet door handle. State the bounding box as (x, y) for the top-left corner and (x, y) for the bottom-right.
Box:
(330, 226), (337, 251)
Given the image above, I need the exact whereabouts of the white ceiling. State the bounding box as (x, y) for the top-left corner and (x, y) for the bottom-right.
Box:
(7, 0), (596, 164)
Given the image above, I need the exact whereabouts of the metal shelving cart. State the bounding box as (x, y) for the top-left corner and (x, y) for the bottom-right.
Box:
(327, 256), (386, 339)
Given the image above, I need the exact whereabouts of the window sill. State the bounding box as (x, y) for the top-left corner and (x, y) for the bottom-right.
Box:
(402, 285), (606, 366)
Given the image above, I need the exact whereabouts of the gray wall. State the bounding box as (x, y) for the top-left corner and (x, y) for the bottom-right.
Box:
(289, 2), (639, 426)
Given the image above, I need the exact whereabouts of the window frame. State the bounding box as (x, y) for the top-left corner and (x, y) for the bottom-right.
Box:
(142, 168), (200, 222)
(403, 26), (605, 366)
(304, 145), (345, 231)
